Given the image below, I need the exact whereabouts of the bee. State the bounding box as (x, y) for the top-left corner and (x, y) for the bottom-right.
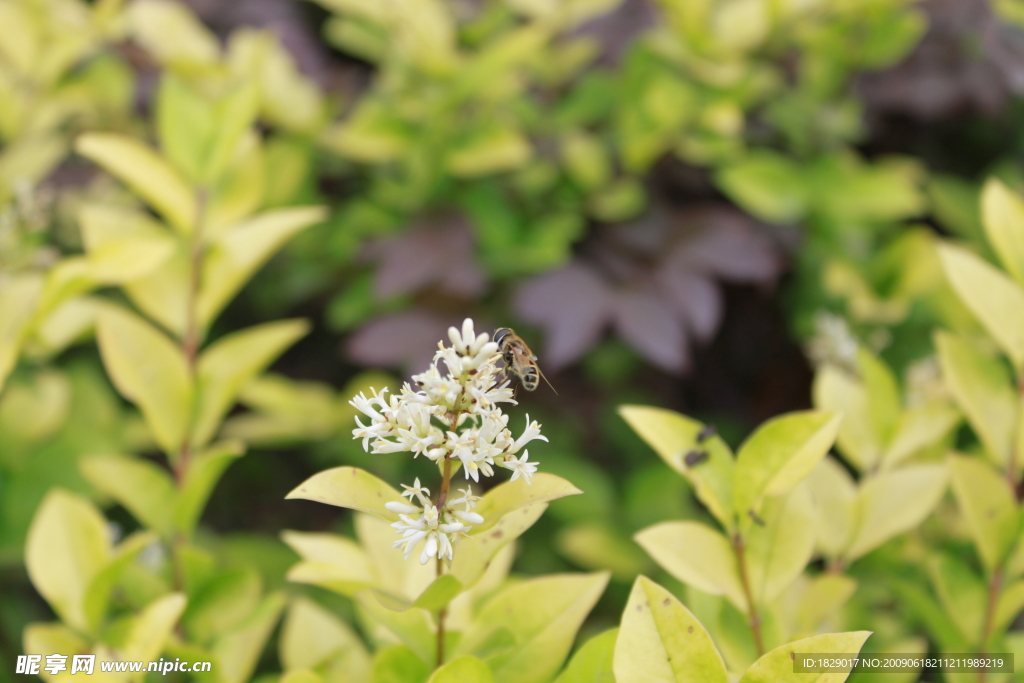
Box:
(493, 327), (557, 394)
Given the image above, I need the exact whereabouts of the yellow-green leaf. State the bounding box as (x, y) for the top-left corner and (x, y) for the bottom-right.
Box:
(554, 628), (617, 683)
(812, 366), (880, 471)
(282, 530), (375, 596)
(286, 466), (401, 521)
(472, 472), (581, 533)
(279, 596), (370, 674)
(449, 503), (546, 590)
(198, 206), (325, 328)
(80, 454), (176, 535)
(76, 133), (196, 236)
(806, 458), (857, 559)
(213, 592), (286, 683)
(122, 593), (187, 672)
(458, 572), (609, 683)
(356, 590), (435, 664)
(614, 576), (728, 683)
(745, 486), (816, 603)
(935, 331), (1016, 469)
(741, 631), (872, 683)
(25, 490), (111, 632)
(733, 411), (841, 525)
(618, 405), (734, 529)
(928, 554), (985, 643)
(79, 203), (177, 284)
(634, 521), (745, 610)
(95, 306), (193, 455)
(981, 178), (1024, 283)
(192, 319), (309, 447)
(948, 454), (1019, 572)
(127, 0), (220, 69)
(429, 656), (494, 683)
(845, 464), (948, 561)
(175, 441), (245, 535)
(938, 243), (1024, 371)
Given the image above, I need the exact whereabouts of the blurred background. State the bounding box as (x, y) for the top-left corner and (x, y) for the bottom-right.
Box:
(3, 0), (1024, 678)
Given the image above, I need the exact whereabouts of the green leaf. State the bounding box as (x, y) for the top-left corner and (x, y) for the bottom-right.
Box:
(183, 568), (261, 644)
(412, 574), (464, 613)
(733, 411), (841, 526)
(429, 656), (494, 683)
(948, 454), (1019, 573)
(938, 243), (1024, 371)
(994, 578), (1024, 636)
(981, 178), (1024, 283)
(928, 554), (986, 643)
(80, 454), (176, 535)
(76, 133), (197, 236)
(794, 575), (858, 635)
(192, 319), (309, 447)
(174, 441), (245, 535)
(126, 0), (220, 69)
(471, 472), (581, 534)
(371, 645), (431, 683)
(25, 489), (111, 632)
(634, 522), (745, 610)
(79, 203), (177, 284)
(562, 130), (611, 190)
(23, 624), (88, 668)
(450, 503), (546, 590)
(618, 405), (734, 529)
(204, 80), (260, 184)
(459, 572), (609, 683)
(279, 596), (370, 675)
(356, 590), (435, 664)
(882, 403), (960, 470)
(805, 458), (857, 559)
(740, 631), (872, 683)
(446, 124), (532, 177)
(83, 531), (158, 635)
(198, 206), (326, 328)
(122, 243), (191, 336)
(282, 530), (375, 596)
(812, 366), (881, 471)
(845, 464), (948, 561)
(122, 592), (188, 667)
(286, 466), (402, 521)
(95, 305), (193, 455)
(614, 576), (728, 683)
(744, 486), (816, 603)
(212, 592), (286, 683)
(935, 331), (1016, 468)
(156, 74), (215, 184)
(716, 151), (808, 224)
(553, 628), (617, 683)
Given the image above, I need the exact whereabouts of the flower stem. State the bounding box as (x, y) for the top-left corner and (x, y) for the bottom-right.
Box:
(978, 563), (1004, 683)
(435, 454), (453, 668)
(733, 532), (764, 657)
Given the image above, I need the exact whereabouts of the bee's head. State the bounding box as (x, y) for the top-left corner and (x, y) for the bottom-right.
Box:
(493, 327), (513, 345)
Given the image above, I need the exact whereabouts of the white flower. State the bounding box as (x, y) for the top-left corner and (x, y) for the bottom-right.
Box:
(502, 450), (539, 484)
(509, 414), (548, 454)
(349, 318), (546, 561)
(388, 485), (485, 564)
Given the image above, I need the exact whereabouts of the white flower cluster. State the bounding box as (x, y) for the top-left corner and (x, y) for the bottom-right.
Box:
(385, 480), (483, 563)
(349, 319), (548, 563)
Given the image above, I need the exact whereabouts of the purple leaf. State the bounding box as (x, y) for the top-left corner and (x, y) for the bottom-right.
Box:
(612, 285), (689, 373)
(514, 262), (612, 369)
(656, 268), (723, 342)
(373, 218), (486, 299)
(345, 311), (452, 374)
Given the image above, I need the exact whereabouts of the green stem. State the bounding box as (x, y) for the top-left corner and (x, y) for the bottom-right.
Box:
(978, 564), (1004, 683)
(733, 532), (765, 657)
(435, 454), (453, 668)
